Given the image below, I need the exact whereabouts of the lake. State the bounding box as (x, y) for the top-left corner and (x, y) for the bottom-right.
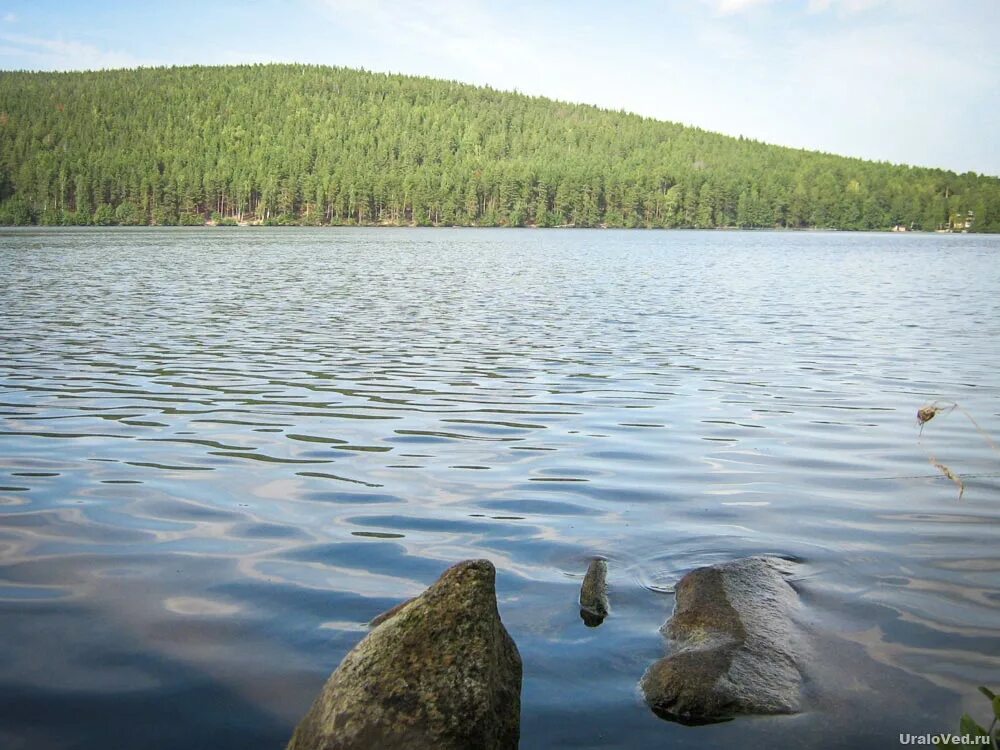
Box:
(1, 227), (998, 749)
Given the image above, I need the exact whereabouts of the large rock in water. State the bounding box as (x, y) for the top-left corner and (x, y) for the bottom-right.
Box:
(641, 556), (803, 724)
(288, 559), (522, 750)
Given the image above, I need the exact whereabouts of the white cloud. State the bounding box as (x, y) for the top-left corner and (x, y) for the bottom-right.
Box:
(317, 0), (543, 83)
(807, 0), (885, 13)
(697, 25), (757, 60)
(703, 0), (885, 15)
(0, 32), (153, 70)
(668, 2), (998, 173)
(708, 0), (777, 14)
(2, 12), (16, 23)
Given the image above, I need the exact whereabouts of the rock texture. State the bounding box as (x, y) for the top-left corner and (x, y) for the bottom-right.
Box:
(579, 558), (609, 627)
(641, 556), (803, 724)
(367, 597), (414, 628)
(288, 559), (522, 750)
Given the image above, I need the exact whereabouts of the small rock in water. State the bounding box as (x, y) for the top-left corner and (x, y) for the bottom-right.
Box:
(640, 556), (803, 724)
(287, 559), (522, 750)
(579, 558), (609, 627)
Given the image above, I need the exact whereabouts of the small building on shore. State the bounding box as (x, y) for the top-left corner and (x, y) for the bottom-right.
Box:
(949, 210), (974, 232)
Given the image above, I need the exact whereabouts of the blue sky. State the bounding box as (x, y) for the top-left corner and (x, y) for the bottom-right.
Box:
(1, 0), (998, 176)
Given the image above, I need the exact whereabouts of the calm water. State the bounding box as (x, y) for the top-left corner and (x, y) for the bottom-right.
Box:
(1, 227), (998, 749)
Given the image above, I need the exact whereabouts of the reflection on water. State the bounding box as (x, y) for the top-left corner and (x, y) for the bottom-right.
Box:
(1, 227), (998, 749)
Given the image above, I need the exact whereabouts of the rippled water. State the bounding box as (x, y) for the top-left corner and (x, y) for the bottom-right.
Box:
(1, 227), (998, 749)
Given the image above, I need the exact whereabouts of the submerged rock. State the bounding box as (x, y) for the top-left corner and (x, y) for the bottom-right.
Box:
(288, 559), (522, 750)
(579, 558), (609, 627)
(641, 556), (803, 724)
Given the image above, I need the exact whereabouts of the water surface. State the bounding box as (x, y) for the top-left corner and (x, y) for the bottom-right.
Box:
(1, 227), (998, 749)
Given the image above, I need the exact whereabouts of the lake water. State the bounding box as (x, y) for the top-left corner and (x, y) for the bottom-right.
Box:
(1, 227), (998, 749)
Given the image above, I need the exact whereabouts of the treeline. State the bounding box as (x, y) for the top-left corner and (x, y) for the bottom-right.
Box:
(1, 64), (998, 231)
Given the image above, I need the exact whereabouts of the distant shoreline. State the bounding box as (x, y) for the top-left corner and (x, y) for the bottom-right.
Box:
(0, 223), (982, 234)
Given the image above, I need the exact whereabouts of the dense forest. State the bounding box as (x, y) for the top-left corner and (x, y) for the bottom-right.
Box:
(1, 64), (998, 231)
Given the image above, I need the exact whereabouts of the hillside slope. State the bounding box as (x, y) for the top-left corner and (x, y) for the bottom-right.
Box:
(1, 64), (997, 230)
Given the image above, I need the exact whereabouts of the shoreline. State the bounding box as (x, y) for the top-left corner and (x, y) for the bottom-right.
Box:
(0, 223), (983, 234)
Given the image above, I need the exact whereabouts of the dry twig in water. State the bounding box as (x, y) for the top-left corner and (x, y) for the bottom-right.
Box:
(917, 399), (998, 501)
(931, 461), (965, 500)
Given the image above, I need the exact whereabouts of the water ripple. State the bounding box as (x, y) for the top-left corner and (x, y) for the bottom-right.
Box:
(1, 227), (999, 749)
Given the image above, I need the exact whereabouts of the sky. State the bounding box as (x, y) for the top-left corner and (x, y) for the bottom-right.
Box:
(1, 0), (998, 176)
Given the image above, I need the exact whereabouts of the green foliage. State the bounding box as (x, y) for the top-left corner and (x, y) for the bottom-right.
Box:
(151, 206), (177, 226)
(0, 197), (32, 225)
(38, 207), (63, 226)
(211, 211), (238, 226)
(66, 210), (91, 226)
(93, 203), (116, 226)
(935, 687), (999, 750)
(263, 213), (298, 226)
(114, 201), (143, 225)
(1, 64), (998, 230)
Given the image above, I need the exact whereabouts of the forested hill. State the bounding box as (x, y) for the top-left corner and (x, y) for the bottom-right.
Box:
(1, 64), (998, 230)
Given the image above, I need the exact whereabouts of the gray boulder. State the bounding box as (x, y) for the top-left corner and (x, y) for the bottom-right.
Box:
(641, 556), (803, 723)
(288, 559), (522, 749)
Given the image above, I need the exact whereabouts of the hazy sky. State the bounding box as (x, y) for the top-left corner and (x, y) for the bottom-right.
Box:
(1, 0), (997, 176)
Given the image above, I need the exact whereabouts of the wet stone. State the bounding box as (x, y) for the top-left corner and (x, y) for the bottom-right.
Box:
(641, 556), (803, 724)
(579, 558), (609, 627)
(288, 559), (522, 750)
